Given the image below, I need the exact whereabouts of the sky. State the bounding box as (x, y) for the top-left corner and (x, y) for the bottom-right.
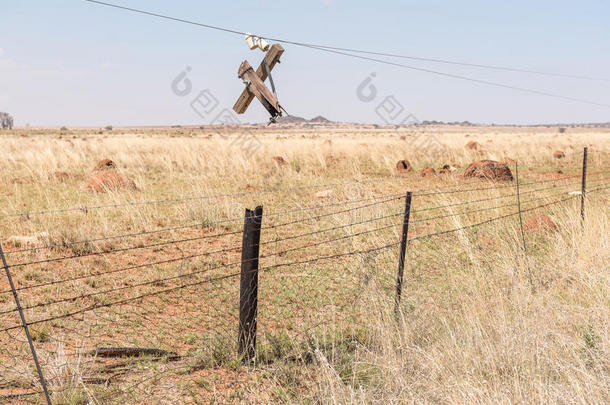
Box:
(1, 0), (609, 126)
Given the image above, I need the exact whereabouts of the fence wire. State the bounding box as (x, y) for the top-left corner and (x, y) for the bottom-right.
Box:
(1, 155), (608, 404)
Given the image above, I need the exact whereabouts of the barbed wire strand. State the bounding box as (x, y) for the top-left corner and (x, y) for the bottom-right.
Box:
(2, 217), (405, 315)
(4, 191), (405, 254)
(1, 270), (243, 332)
(413, 176), (583, 213)
(0, 244), (242, 295)
(0, 177), (407, 219)
(408, 184), (609, 243)
(10, 180), (608, 316)
(7, 175), (606, 269)
(414, 169), (608, 197)
(261, 211), (403, 246)
(262, 194), (403, 230)
(1, 238), (403, 333)
(442, 179), (607, 226)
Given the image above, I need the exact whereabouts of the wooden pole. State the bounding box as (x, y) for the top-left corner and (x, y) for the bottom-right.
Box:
(238, 206), (263, 362)
(394, 192), (412, 315)
(237, 61), (281, 119)
(233, 44), (284, 114)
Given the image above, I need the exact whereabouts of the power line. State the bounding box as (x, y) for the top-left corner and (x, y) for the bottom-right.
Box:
(306, 46), (610, 83)
(304, 45), (608, 107)
(81, 0), (609, 82)
(82, 0), (608, 107)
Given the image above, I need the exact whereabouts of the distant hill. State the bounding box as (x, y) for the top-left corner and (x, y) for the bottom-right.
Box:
(310, 115), (331, 123)
(262, 116), (610, 127)
(277, 115), (307, 124)
(276, 115), (333, 124)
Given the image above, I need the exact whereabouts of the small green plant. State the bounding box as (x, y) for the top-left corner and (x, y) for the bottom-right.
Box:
(290, 160), (301, 173)
(581, 324), (600, 368)
(258, 331), (294, 363)
(52, 388), (89, 405)
(30, 326), (50, 342)
(183, 332), (197, 345)
(583, 325), (598, 350)
(184, 337), (234, 371)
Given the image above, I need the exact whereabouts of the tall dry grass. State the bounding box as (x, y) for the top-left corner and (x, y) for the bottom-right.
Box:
(0, 126), (608, 403)
(311, 198), (609, 404)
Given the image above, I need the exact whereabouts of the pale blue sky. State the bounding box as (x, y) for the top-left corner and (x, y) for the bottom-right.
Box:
(1, 0), (609, 126)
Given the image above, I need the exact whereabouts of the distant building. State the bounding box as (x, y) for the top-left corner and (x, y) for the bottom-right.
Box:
(0, 112), (13, 129)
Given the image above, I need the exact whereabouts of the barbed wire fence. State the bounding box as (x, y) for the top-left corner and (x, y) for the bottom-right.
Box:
(0, 148), (608, 403)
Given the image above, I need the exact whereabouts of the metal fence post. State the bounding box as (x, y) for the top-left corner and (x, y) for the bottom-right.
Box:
(238, 206), (263, 362)
(515, 162), (527, 253)
(581, 147), (588, 226)
(394, 192), (412, 315)
(0, 243), (52, 405)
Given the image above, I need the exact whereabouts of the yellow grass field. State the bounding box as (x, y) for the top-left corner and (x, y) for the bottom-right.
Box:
(0, 124), (608, 404)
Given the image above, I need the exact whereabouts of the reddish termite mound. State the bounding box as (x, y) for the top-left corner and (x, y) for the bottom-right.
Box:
(88, 172), (137, 193)
(94, 159), (117, 171)
(396, 160), (413, 173)
(523, 214), (558, 234)
(463, 160), (513, 181)
(272, 156), (287, 165)
(465, 141), (481, 150)
(420, 167), (436, 177)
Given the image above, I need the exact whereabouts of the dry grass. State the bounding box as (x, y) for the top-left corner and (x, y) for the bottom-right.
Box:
(0, 124), (608, 404)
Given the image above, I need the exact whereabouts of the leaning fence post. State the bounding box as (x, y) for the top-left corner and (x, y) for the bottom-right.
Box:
(0, 243), (52, 405)
(581, 147), (588, 227)
(394, 192), (412, 315)
(238, 205), (263, 363)
(515, 162), (527, 253)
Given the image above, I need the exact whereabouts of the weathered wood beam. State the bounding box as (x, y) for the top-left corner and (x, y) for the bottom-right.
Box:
(233, 44), (284, 114)
(237, 61), (281, 118)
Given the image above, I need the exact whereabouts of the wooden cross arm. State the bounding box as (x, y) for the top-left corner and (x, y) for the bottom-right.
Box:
(233, 44), (284, 114)
(237, 61), (281, 118)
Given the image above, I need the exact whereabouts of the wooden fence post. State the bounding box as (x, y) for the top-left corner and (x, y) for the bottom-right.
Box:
(238, 206), (263, 362)
(581, 147), (588, 227)
(394, 192), (412, 315)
